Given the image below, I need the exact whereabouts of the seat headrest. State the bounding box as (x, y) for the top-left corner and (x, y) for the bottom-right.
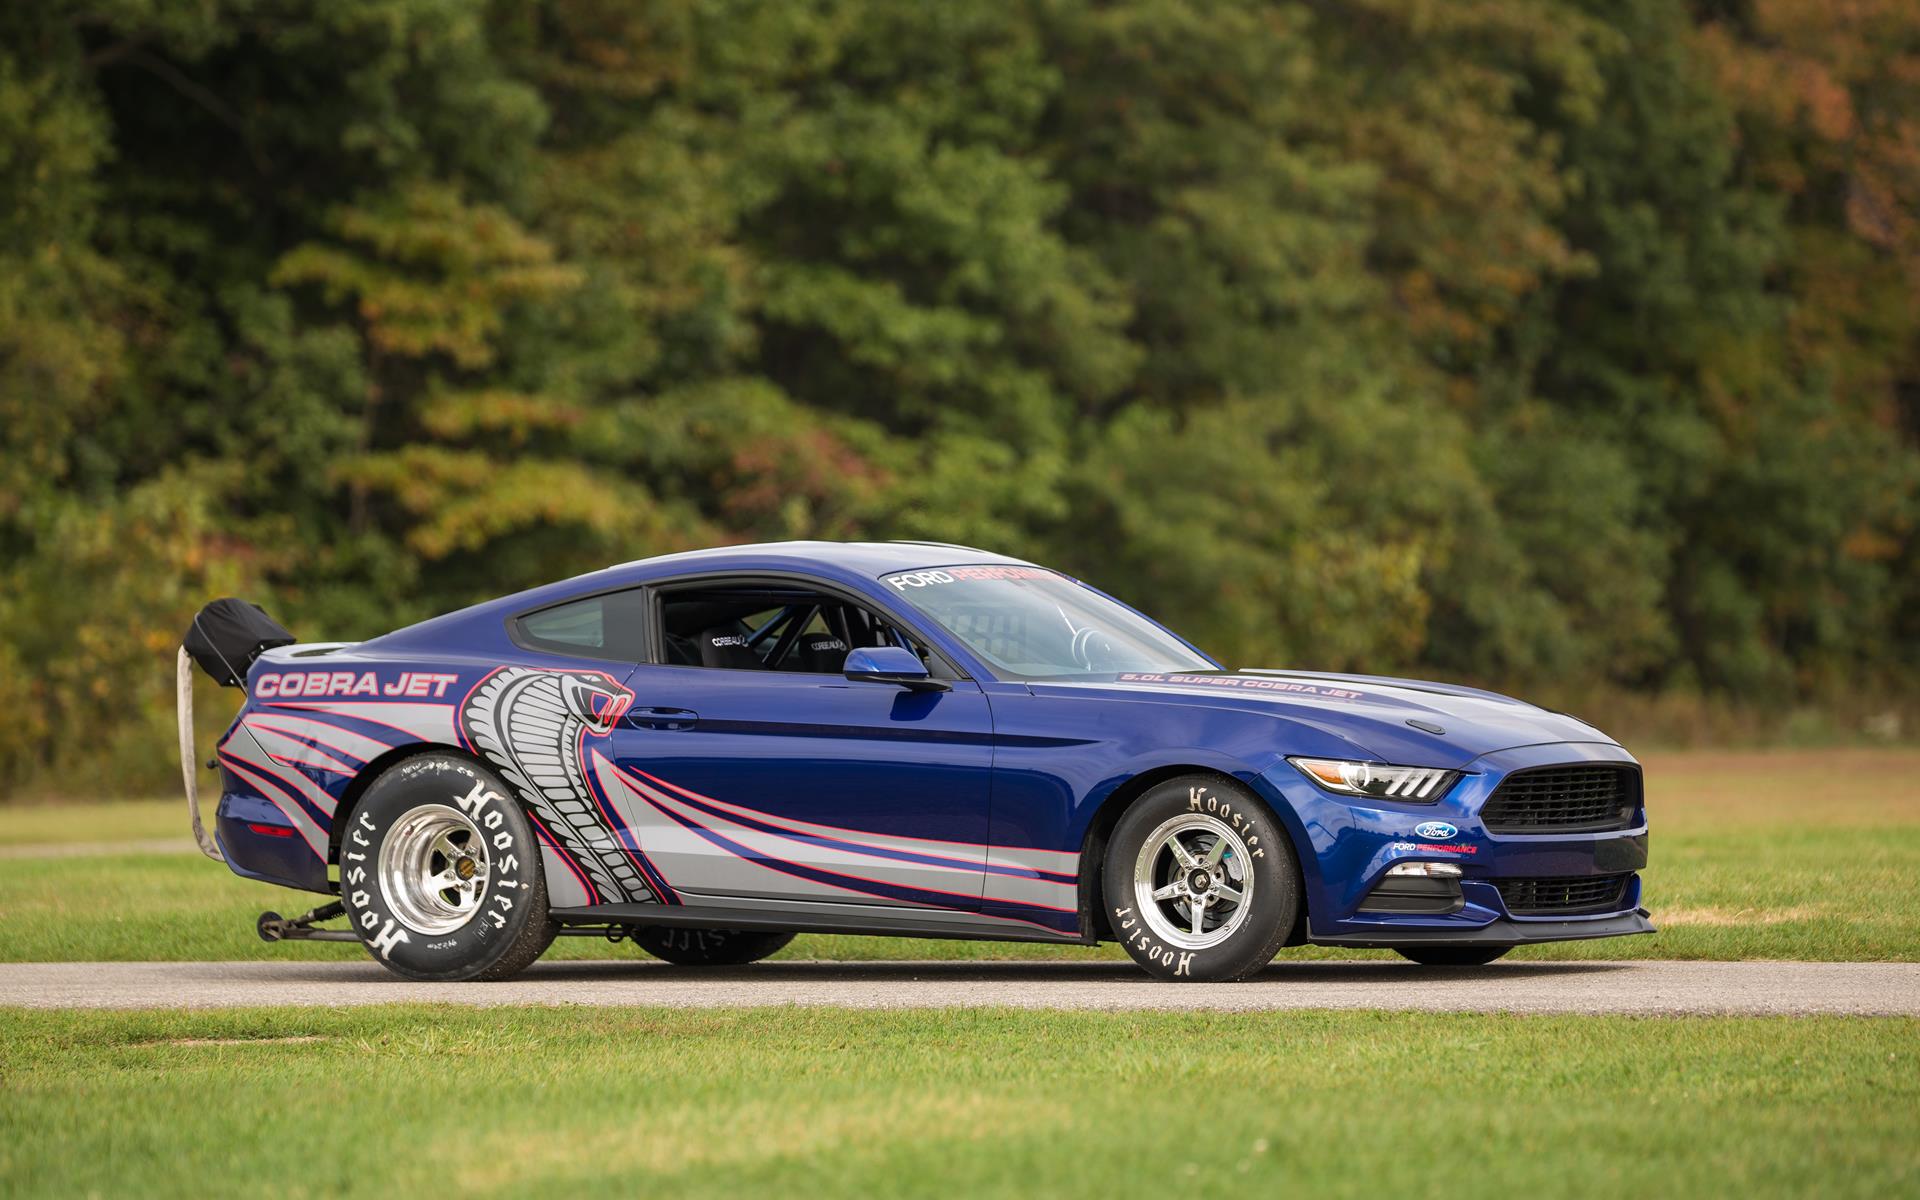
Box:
(696, 625), (762, 669)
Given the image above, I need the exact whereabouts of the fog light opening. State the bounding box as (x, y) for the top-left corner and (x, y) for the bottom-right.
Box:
(1386, 861), (1462, 878)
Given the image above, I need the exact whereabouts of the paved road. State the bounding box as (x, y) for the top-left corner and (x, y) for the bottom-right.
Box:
(0, 959), (1913, 1015)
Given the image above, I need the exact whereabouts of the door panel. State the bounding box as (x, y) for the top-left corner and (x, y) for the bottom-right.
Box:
(597, 665), (996, 911)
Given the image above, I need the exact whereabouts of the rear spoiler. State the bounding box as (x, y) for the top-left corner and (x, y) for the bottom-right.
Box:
(177, 599), (295, 864)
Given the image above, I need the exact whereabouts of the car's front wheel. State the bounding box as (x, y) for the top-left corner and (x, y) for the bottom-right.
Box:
(340, 753), (556, 982)
(1394, 945), (1511, 967)
(1103, 774), (1300, 982)
(631, 927), (796, 966)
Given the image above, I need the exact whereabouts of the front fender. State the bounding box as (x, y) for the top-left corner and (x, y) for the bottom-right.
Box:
(982, 684), (1369, 859)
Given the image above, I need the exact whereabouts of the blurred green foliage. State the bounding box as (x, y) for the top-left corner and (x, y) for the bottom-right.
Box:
(2, 0), (1915, 796)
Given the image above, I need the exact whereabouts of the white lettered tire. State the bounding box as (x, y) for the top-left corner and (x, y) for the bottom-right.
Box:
(339, 753), (556, 981)
(1103, 774), (1300, 982)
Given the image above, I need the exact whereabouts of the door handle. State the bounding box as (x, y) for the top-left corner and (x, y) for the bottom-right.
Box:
(627, 706), (698, 731)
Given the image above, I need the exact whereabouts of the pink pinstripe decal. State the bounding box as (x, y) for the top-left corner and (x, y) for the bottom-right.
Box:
(612, 765), (1078, 920)
(245, 721), (361, 777)
(243, 715), (382, 765)
(218, 754), (329, 858)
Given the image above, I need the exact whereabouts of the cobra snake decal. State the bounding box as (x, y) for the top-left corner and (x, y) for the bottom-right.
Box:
(459, 667), (656, 904)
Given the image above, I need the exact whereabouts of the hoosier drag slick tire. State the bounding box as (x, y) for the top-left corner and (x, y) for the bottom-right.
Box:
(339, 753), (557, 982)
(1103, 774), (1300, 982)
(1394, 945), (1511, 967)
(632, 927), (797, 966)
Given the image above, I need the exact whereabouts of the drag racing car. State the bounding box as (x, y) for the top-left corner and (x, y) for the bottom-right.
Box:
(177, 541), (1651, 982)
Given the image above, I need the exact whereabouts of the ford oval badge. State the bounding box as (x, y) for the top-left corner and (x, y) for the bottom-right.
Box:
(1414, 821), (1458, 840)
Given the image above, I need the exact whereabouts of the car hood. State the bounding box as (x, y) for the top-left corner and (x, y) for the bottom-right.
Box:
(1025, 669), (1619, 767)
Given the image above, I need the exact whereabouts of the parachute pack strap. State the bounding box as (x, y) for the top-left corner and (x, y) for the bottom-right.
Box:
(178, 645), (225, 863)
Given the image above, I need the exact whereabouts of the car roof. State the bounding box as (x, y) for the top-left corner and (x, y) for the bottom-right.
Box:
(363, 541), (1038, 650)
(604, 539), (1028, 579)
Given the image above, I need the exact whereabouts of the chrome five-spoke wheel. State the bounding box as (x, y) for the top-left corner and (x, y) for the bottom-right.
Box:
(1131, 813), (1254, 949)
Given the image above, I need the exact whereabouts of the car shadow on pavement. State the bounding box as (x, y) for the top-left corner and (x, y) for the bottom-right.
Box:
(490, 957), (1637, 984)
(250, 956), (1634, 985)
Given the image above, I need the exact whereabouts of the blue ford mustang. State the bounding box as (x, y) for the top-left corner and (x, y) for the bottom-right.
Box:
(177, 541), (1651, 982)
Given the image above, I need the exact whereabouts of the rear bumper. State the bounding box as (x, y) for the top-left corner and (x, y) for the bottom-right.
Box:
(217, 791), (332, 894)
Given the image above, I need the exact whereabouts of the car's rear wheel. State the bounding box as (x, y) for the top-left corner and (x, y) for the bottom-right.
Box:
(1394, 945), (1511, 967)
(340, 753), (556, 981)
(1103, 774), (1300, 982)
(631, 927), (796, 966)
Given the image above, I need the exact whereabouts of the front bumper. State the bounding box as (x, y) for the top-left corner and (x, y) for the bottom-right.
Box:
(1257, 740), (1654, 947)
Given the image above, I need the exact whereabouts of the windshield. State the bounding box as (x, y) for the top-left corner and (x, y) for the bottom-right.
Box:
(880, 565), (1215, 679)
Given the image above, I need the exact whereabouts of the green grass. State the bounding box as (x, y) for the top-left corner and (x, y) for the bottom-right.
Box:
(3, 749), (1916, 963)
(0, 799), (187, 845)
(2, 1006), (1914, 1198)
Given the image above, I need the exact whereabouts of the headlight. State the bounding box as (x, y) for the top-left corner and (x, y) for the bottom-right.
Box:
(1288, 757), (1460, 802)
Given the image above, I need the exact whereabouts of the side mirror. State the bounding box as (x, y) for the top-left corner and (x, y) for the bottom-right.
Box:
(843, 645), (948, 692)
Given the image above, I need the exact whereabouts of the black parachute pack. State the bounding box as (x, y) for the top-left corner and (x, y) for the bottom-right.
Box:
(182, 598), (295, 688)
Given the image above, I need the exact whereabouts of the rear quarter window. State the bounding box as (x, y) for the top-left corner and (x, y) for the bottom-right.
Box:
(512, 590), (650, 663)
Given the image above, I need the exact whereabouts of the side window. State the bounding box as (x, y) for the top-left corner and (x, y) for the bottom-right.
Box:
(513, 589), (650, 663)
(655, 581), (947, 675)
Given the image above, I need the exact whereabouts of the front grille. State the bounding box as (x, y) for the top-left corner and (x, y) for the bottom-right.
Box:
(1494, 873), (1632, 915)
(1481, 764), (1639, 833)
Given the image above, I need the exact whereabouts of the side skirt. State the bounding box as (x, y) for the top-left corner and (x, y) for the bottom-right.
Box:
(554, 902), (1095, 947)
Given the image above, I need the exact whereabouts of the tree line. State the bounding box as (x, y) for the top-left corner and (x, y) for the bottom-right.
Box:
(2, 0), (1915, 795)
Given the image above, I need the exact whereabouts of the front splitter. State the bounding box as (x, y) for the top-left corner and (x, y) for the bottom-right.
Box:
(1310, 908), (1656, 948)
